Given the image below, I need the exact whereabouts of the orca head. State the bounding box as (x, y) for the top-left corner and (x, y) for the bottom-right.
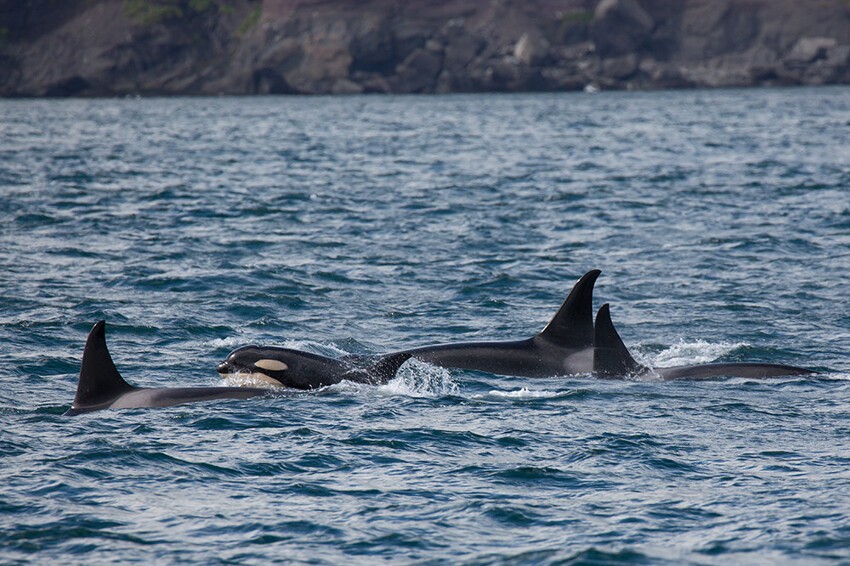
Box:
(218, 345), (411, 389)
(217, 345), (297, 387)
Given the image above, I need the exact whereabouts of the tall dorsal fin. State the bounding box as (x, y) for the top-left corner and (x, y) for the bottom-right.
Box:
(537, 269), (600, 348)
(369, 352), (413, 383)
(72, 321), (135, 409)
(593, 304), (647, 377)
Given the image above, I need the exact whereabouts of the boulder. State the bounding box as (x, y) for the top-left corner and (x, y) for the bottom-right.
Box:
(282, 20), (354, 93)
(425, 39), (443, 53)
(540, 67), (586, 90)
(824, 44), (850, 75)
(513, 32), (550, 66)
(354, 72), (392, 93)
(798, 44), (850, 84)
(435, 69), (454, 93)
(823, 45), (850, 82)
(640, 60), (695, 89)
(482, 56), (544, 91)
(601, 53), (638, 79)
(785, 36), (838, 66)
(349, 16), (394, 74)
(255, 38), (303, 72)
(251, 68), (295, 94)
(331, 78), (364, 94)
(392, 47), (442, 93)
(391, 21), (431, 63)
(590, 0), (654, 57)
(441, 18), (484, 71)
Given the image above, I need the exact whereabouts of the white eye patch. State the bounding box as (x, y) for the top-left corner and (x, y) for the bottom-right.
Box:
(254, 359), (289, 372)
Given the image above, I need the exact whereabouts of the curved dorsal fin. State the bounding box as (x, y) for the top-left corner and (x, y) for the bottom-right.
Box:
(537, 269), (600, 348)
(593, 304), (647, 377)
(72, 321), (135, 409)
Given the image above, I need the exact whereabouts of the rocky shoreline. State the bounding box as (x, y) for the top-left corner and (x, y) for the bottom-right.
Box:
(2, 0), (850, 97)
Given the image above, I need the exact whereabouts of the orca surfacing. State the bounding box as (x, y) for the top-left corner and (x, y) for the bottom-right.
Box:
(395, 269), (601, 377)
(216, 345), (412, 389)
(66, 321), (411, 415)
(215, 270), (602, 386)
(64, 271), (816, 415)
(65, 321), (270, 415)
(215, 268), (815, 385)
(593, 304), (816, 380)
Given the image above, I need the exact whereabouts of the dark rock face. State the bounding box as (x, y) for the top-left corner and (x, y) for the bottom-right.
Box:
(393, 46), (443, 93)
(590, 0), (654, 57)
(1, 0), (849, 97)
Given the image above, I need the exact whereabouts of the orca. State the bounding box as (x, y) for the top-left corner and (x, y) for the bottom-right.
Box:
(65, 321), (411, 415)
(593, 304), (816, 380)
(394, 269), (601, 377)
(65, 321), (270, 415)
(216, 345), (412, 389)
(216, 269), (601, 386)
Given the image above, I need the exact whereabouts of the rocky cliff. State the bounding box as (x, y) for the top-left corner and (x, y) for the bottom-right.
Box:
(2, 0), (850, 96)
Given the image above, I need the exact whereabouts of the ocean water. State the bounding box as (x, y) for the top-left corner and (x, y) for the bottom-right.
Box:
(1, 87), (849, 563)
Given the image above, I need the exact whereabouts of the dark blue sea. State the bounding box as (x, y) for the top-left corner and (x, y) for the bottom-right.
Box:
(1, 87), (849, 564)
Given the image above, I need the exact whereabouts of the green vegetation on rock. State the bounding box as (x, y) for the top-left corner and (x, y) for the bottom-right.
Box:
(124, 0), (183, 24)
(124, 0), (231, 25)
(236, 6), (260, 37)
(561, 10), (593, 26)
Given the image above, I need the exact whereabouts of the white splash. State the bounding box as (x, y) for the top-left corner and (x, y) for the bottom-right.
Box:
(207, 336), (246, 349)
(220, 373), (285, 389)
(641, 339), (749, 367)
(329, 359), (458, 398)
(378, 359), (460, 398)
(484, 387), (561, 399)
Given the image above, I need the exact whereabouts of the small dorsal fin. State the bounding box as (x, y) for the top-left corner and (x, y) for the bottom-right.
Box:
(369, 352), (413, 383)
(71, 321), (135, 409)
(593, 304), (647, 377)
(538, 269), (600, 348)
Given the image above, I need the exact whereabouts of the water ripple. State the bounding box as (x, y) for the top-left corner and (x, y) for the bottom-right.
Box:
(1, 89), (849, 563)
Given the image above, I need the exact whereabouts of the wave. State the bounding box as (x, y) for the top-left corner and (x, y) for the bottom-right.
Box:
(637, 339), (749, 367)
(482, 387), (563, 399)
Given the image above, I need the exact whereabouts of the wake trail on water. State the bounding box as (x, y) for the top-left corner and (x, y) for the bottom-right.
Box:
(480, 388), (566, 399)
(634, 339), (749, 367)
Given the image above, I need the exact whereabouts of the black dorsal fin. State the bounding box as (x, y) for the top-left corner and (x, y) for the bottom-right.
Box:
(537, 269), (601, 348)
(71, 321), (135, 410)
(593, 304), (647, 377)
(369, 352), (413, 383)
